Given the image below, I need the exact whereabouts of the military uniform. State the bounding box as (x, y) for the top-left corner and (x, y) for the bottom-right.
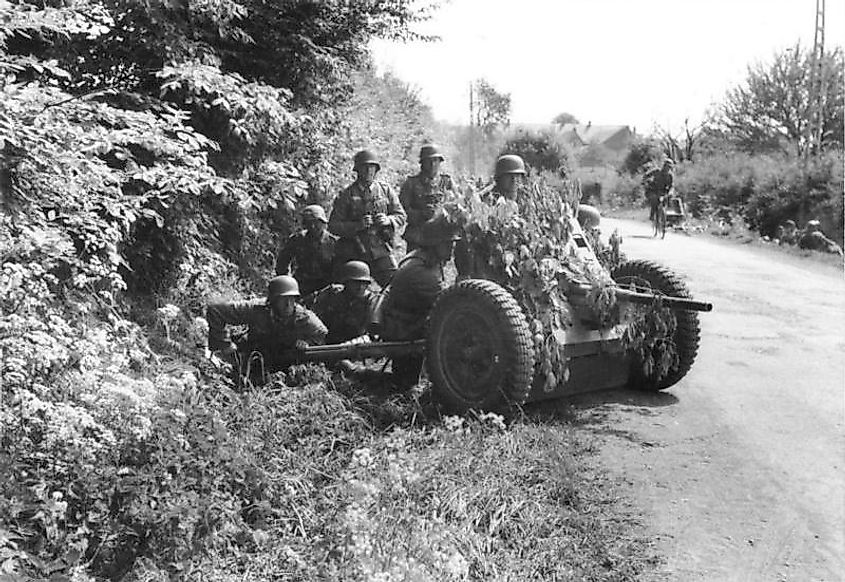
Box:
(275, 229), (338, 296)
(207, 300), (327, 372)
(329, 180), (407, 287)
(310, 284), (376, 344)
(381, 248), (448, 387)
(399, 173), (454, 249)
(643, 166), (674, 220)
(798, 230), (844, 255)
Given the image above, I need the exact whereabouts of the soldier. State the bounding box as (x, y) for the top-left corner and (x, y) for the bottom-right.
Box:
(310, 260), (377, 344)
(643, 158), (675, 222)
(455, 154), (527, 279)
(206, 275), (327, 381)
(275, 204), (337, 296)
(399, 144), (454, 250)
(329, 149), (407, 288)
(490, 154), (527, 203)
(777, 219), (798, 246)
(798, 220), (844, 255)
(381, 214), (461, 389)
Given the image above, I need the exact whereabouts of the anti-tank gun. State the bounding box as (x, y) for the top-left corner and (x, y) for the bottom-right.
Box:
(282, 186), (712, 413)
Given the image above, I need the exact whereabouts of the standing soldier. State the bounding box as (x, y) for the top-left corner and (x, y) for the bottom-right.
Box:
(275, 204), (337, 296)
(380, 214), (461, 389)
(206, 275), (327, 382)
(643, 158), (675, 223)
(399, 144), (454, 250)
(310, 260), (377, 344)
(329, 149), (407, 288)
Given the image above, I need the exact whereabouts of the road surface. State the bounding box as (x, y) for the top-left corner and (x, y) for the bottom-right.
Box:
(574, 219), (845, 581)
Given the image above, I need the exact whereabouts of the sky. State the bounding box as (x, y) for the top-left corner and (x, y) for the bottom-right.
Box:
(370, 0), (845, 135)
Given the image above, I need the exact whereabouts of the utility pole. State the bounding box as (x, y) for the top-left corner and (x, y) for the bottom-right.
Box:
(468, 81), (476, 176)
(806, 0), (826, 157)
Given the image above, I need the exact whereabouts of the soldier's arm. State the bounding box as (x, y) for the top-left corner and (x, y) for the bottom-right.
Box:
(302, 310), (328, 346)
(206, 301), (256, 350)
(399, 178), (426, 226)
(384, 184), (407, 233)
(328, 191), (361, 238)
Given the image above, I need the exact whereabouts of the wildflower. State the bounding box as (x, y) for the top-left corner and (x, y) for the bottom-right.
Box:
(478, 411), (507, 431)
(350, 447), (375, 469)
(443, 415), (465, 433)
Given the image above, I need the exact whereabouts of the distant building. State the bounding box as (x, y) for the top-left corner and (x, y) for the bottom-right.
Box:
(558, 122), (635, 166)
(558, 123), (635, 152)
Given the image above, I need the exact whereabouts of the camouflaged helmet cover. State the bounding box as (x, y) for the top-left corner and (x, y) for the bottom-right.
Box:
(418, 214), (462, 246)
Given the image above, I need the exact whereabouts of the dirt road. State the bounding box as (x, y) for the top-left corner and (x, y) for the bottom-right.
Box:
(574, 219), (845, 581)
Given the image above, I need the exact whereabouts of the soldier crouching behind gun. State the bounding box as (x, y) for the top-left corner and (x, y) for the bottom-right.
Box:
(328, 149), (407, 288)
(206, 275), (327, 385)
(380, 214), (461, 389)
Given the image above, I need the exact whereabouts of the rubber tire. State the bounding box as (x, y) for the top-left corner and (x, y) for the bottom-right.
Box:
(426, 279), (535, 413)
(612, 260), (701, 391)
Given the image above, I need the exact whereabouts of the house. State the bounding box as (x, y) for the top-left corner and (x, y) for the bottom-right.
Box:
(558, 122), (636, 166)
(558, 123), (635, 152)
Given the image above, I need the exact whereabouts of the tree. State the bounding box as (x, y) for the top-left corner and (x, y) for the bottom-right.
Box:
(503, 129), (574, 177)
(2, 0), (437, 105)
(474, 78), (511, 137)
(553, 112), (579, 126)
(715, 44), (844, 156)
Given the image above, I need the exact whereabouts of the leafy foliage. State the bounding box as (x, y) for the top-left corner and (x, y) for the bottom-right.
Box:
(503, 129), (574, 177)
(552, 111), (579, 126)
(2, 0), (436, 104)
(473, 78), (511, 137)
(715, 44), (844, 156)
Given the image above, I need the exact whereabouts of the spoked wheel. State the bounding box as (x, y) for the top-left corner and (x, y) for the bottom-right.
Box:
(426, 279), (534, 413)
(612, 260), (701, 391)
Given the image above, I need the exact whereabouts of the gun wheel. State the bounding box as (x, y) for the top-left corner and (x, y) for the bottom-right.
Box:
(612, 260), (701, 391)
(426, 279), (535, 413)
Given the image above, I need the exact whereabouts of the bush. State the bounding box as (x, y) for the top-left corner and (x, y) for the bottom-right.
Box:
(502, 128), (575, 178)
(676, 151), (844, 242)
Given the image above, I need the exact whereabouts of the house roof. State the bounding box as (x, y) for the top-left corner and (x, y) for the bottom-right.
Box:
(559, 123), (631, 146)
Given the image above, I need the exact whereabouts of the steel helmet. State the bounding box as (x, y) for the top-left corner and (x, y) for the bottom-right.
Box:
(495, 154), (526, 178)
(267, 275), (300, 298)
(419, 144), (445, 161)
(353, 149), (381, 172)
(419, 215), (462, 246)
(301, 204), (328, 223)
(577, 204), (601, 229)
(340, 260), (372, 283)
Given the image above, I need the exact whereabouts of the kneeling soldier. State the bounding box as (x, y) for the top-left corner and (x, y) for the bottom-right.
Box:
(381, 214), (461, 388)
(206, 275), (327, 383)
(310, 260), (377, 344)
(275, 204), (338, 296)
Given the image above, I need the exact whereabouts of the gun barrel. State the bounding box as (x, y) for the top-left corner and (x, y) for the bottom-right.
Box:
(614, 287), (713, 312)
(298, 339), (427, 362)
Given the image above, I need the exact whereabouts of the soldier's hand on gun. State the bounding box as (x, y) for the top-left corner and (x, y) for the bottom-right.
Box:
(423, 204), (437, 220)
(360, 214), (373, 230)
(294, 339), (309, 352)
(374, 212), (390, 228)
